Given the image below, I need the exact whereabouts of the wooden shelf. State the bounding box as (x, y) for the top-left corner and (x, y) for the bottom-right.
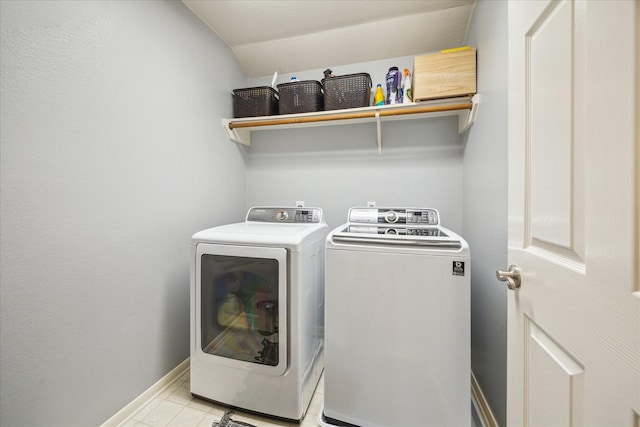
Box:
(222, 94), (479, 154)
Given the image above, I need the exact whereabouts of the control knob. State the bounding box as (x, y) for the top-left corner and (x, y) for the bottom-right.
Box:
(385, 210), (399, 223)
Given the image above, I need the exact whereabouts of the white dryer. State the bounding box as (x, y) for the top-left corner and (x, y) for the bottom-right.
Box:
(323, 207), (470, 427)
(190, 207), (328, 421)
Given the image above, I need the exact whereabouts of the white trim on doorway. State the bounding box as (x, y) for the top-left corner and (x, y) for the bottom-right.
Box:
(471, 370), (499, 427)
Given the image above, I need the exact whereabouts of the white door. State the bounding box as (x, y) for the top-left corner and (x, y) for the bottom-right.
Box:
(506, 1), (639, 425)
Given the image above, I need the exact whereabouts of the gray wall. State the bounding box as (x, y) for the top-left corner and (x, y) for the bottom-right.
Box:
(0, 1), (246, 425)
(247, 59), (465, 232)
(463, 1), (509, 426)
(1, 2), (509, 425)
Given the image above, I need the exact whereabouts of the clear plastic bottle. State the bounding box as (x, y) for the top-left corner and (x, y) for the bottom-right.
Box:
(291, 76), (299, 107)
(374, 84), (385, 106)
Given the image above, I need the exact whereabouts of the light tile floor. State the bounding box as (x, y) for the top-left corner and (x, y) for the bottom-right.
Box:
(119, 369), (481, 427)
(119, 369), (323, 427)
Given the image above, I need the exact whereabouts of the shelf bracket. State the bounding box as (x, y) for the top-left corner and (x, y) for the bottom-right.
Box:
(222, 119), (250, 146)
(459, 94), (480, 133)
(375, 111), (382, 155)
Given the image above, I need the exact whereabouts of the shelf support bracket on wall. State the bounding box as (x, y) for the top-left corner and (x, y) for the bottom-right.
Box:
(459, 94), (480, 133)
(222, 119), (250, 145)
(375, 111), (382, 155)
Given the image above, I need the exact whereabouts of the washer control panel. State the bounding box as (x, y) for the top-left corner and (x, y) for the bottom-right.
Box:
(347, 225), (447, 237)
(347, 208), (439, 226)
(247, 207), (323, 223)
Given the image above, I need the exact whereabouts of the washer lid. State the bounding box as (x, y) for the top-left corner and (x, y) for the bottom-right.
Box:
(328, 207), (467, 253)
(329, 224), (464, 250)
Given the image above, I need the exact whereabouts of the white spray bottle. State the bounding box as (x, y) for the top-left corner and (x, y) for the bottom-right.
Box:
(402, 68), (412, 103)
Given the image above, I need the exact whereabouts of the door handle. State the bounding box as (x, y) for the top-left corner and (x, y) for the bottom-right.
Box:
(496, 265), (521, 290)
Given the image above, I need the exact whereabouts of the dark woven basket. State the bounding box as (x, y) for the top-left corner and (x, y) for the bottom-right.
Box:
(277, 80), (323, 114)
(232, 86), (279, 118)
(322, 73), (372, 110)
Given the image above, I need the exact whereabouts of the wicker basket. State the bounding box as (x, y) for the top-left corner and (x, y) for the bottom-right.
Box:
(232, 86), (279, 118)
(277, 80), (323, 114)
(322, 73), (372, 110)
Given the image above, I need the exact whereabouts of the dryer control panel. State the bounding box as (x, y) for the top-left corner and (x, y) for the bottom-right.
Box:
(247, 207), (323, 223)
(347, 208), (439, 226)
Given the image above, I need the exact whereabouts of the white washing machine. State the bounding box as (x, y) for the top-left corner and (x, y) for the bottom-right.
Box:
(190, 207), (328, 421)
(323, 207), (470, 427)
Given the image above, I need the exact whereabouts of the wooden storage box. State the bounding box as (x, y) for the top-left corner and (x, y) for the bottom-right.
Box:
(412, 47), (476, 101)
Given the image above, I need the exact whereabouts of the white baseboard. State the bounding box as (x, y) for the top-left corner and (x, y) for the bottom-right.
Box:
(100, 358), (190, 427)
(471, 370), (499, 427)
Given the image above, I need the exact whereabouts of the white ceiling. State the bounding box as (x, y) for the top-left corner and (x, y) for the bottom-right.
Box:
(182, 0), (476, 78)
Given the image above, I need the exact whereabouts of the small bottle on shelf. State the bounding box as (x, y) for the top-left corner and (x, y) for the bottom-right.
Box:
(385, 67), (402, 105)
(374, 84), (385, 106)
(290, 76), (299, 107)
(402, 68), (412, 103)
